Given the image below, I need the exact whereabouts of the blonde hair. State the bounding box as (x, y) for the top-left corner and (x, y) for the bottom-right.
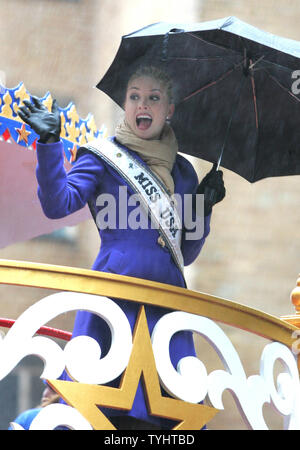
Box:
(127, 66), (174, 103)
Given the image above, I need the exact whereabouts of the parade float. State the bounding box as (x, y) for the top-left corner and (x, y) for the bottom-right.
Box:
(0, 82), (299, 430)
(1, 17), (300, 430)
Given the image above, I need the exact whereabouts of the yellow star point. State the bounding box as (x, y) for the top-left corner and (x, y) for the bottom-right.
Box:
(48, 307), (218, 430)
(69, 145), (78, 162)
(42, 94), (53, 112)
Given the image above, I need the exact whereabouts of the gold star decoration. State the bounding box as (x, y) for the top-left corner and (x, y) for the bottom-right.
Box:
(48, 306), (218, 430)
(15, 123), (30, 144)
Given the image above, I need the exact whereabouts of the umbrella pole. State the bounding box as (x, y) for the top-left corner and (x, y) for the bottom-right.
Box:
(216, 75), (246, 170)
(204, 76), (245, 208)
(216, 147), (224, 171)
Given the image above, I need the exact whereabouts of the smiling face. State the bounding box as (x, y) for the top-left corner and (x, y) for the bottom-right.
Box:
(124, 75), (175, 140)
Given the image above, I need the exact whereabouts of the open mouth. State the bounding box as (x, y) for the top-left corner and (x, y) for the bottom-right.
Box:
(136, 114), (152, 130)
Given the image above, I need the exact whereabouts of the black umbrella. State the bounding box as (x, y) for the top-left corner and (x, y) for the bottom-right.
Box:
(97, 16), (300, 183)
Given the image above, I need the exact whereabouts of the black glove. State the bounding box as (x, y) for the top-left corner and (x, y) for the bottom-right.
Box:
(197, 163), (226, 216)
(18, 96), (61, 143)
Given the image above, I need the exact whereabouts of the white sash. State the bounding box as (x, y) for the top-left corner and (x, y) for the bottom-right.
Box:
(81, 138), (184, 275)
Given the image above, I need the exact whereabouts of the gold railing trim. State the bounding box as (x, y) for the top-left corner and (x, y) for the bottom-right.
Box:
(0, 259), (297, 349)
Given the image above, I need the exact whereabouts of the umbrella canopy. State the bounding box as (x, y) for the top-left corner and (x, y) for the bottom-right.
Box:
(97, 16), (300, 182)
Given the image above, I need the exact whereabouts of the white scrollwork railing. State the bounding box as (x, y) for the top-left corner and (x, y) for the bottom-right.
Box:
(4, 292), (300, 430)
(0, 292), (132, 384)
(152, 311), (300, 430)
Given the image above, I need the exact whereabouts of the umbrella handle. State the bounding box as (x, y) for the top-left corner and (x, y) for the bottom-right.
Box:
(204, 186), (218, 206)
(203, 162), (218, 208)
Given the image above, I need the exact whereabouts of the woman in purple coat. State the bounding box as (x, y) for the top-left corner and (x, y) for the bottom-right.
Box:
(18, 66), (225, 429)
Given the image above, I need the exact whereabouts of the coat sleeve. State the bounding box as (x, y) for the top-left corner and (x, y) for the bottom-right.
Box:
(176, 155), (212, 266)
(36, 141), (105, 219)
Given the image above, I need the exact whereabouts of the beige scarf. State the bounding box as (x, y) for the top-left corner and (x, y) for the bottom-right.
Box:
(115, 120), (178, 194)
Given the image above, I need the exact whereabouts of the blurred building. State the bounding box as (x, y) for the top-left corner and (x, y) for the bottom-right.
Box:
(0, 0), (299, 429)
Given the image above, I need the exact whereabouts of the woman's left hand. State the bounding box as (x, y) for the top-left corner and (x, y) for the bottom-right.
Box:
(197, 163), (226, 215)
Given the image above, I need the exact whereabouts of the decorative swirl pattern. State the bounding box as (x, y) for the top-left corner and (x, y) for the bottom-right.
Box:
(2, 294), (300, 429)
(0, 292), (132, 385)
(10, 404), (92, 430)
(260, 342), (300, 429)
(152, 311), (300, 430)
